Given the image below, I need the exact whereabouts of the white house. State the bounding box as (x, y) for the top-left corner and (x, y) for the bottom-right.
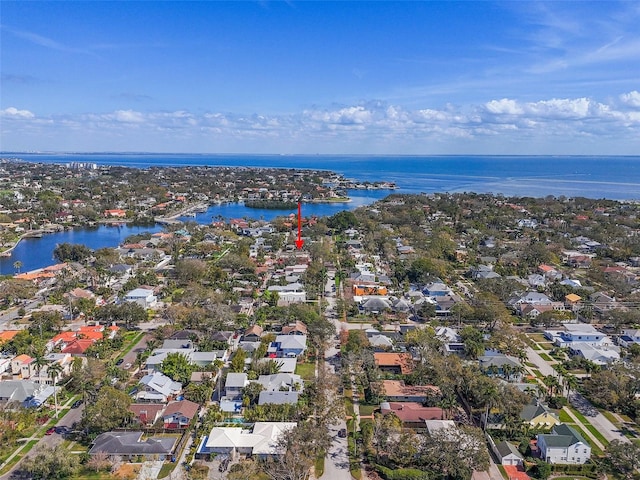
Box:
(537, 424), (591, 464)
(197, 422), (296, 458)
(123, 288), (157, 308)
(137, 371), (182, 403)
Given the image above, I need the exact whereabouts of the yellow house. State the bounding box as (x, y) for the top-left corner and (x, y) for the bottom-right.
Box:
(565, 293), (582, 312)
(520, 402), (561, 427)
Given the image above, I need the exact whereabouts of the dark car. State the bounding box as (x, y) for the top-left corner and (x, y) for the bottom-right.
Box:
(338, 428), (347, 438)
(71, 400), (83, 408)
(116, 358), (124, 365)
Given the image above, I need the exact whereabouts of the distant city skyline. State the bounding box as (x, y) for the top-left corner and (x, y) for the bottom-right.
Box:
(1, 1), (639, 155)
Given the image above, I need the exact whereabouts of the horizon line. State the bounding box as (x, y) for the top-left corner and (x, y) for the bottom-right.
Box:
(2, 151), (640, 158)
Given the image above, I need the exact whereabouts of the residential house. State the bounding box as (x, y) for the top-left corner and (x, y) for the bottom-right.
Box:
(374, 353), (414, 375)
(197, 422), (296, 458)
(11, 354), (36, 379)
(493, 441), (524, 467)
(380, 402), (445, 429)
(520, 401), (561, 427)
(360, 297), (391, 314)
(123, 287), (157, 309)
(163, 400), (200, 429)
(0, 380), (40, 404)
(89, 432), (178, 461)
(268, 335), (307, 358)
(257, 357), (297, 374)
(225, 373), (248, 400)
(61, 339), (96, 356)
(436, 327), (465, 355)
(381, 380), (440, 404)
(267, 283), (306, 305)
(565, 294), (582, 312)
(478, 352), (524, 382)
(258, 391), (299, 406)
(137, 371), (182, 403)
(129, 403), (166, 426)
(243, 325), (263, 342)
(537, 424), (591, 464)
(281, 321), (308, 336)
(256, 373), (303, 392)
(590, 292), (617, 315)
(619, 329), (640, 348)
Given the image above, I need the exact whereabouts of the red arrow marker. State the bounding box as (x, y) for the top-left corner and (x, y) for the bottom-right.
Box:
(295, 202), (304, 249)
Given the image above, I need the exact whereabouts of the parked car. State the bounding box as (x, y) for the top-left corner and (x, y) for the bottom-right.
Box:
(45, 427), (56, 435)
(116, 358), (124, 365)
(338, 428), (347, 438)
(71, 400), (83, 408)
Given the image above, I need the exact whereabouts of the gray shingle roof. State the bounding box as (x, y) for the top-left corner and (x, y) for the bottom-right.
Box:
(89, 432), (178, 456)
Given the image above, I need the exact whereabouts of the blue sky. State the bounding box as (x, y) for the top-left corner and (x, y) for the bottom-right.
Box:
(1, 1), (639, 154)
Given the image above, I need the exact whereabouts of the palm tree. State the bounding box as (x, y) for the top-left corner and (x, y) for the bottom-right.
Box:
(13, 260), (22, 273)
(543, 375), (560, 399)
(47, 362), (64, 418)
(32, 354), (48, 383)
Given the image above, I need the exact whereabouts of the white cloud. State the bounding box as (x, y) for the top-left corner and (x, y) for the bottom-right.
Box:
(113, 110), (145, 123)
(1, 92), (639, 154)
(621, 91), (640, 108)
(484, 99), (523, 115)
(1, 107), (35, 118)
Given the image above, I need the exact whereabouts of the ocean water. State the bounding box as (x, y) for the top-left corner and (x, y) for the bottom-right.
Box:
(10, 153), (640, 200)
(1, 153), (639, 273)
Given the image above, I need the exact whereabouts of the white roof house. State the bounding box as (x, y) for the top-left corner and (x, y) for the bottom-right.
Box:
(123, 288), (157, 308)
(137, 371), (182, 402)
(199, 422), (297, 457)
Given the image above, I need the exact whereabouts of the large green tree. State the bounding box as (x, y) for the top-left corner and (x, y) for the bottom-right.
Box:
(82, 386), (133, 433)
(161, 352), (195, 384)
(21, 445), (80, 479)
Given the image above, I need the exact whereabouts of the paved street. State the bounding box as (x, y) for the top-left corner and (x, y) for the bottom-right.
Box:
(0, 397), (85, 480)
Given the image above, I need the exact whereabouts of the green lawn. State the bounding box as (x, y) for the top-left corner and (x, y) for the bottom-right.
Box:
(345, 394), (355, 417)
(157, 462), (178, 479)
(538, 353), (553, 362)
(559, 409), (574, 423)
(584, 424), (609, 446)
(0, 440), (39, 476)
(295, 362), (316, 380)
(315, 456), (325, 478)
(358, 405), (376, 417)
